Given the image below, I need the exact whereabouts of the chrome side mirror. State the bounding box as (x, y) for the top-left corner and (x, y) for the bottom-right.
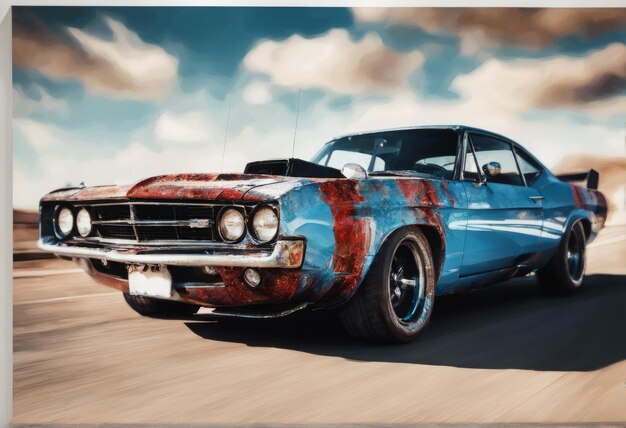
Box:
(341, 163), (368, 180)
(482, 161), (501, 178)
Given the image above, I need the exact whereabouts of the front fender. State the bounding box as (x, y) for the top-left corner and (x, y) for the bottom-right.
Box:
(264, 177), (462, 306)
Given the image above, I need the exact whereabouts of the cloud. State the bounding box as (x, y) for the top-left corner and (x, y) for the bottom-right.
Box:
(12, 83), (69, 116)
(154, 111), (218, 144)
(242, 81), (273, 105)
(13, 118), (63, 150)
(452, 43), (626, 116)
(12, 86), (626, 211)
(243, 29), (423, 95)
(352, 8), (626, 51)
(13, 12), (178, 101)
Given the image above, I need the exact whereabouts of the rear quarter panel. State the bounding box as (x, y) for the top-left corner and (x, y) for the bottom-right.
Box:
(532, 172), (608, 266)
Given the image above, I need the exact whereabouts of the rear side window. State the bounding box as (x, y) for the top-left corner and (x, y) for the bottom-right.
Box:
(514, 147), (542, 184)
(470, 135), (524, 186)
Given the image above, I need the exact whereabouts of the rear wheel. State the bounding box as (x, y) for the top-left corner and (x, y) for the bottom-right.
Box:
(536, 221), (586, 294)
(339, 227), (436, 343)
(123, 293), (200, 318)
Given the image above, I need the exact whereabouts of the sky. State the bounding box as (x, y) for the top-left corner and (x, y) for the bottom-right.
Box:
(12, 6), (626, 210)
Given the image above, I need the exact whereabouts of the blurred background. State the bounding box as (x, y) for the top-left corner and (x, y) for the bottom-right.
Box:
(10, 7), (626, 424)
(12, 7), (626, 220)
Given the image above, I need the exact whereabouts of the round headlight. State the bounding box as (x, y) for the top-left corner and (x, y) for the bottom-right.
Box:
(218, 208), (245, 242)
(56, 207), (74, 237)
(76, 208), (92, 237)
(252, 207), (278, 243)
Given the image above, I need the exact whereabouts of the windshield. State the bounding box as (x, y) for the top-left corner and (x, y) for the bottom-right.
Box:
(311, 128), (459, 179)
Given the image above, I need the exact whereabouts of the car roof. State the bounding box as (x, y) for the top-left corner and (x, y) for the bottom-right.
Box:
(330, 124), (551, 174)
(332, 125), (516, 144)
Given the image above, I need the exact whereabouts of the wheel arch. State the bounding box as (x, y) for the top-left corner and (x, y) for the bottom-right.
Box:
(579, 217), (592, 240)
(565, 211), (592, 240)
(370, 223), (445, 284)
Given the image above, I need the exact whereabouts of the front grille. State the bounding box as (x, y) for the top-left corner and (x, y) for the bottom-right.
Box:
(81, 202), (226, 243)
(98, 224), (136, 240)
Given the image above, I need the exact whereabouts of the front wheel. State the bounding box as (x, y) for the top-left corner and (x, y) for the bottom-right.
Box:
(123, 293), (200, 318)
(536, 221), (587, 294)
(339, 227), (436, 343)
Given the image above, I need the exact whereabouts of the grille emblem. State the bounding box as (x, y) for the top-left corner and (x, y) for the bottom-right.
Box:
(189, 219), (212, 229)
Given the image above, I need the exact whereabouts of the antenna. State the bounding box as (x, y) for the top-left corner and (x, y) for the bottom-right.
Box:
(291, 88), (302, 159)
(219, 102), (232, 174)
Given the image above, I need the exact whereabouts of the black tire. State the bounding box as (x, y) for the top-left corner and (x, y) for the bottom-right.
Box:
(339, 227), (436, 343)
(123, 293), (200, 318)
(536, 221), (587, 295)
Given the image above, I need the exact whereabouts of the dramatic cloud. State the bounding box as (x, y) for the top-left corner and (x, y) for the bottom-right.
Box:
(243, 29), (423, 95)
(353, 8), (626, 52)
(452, 43), (626, 116)
(13, 13), (178, 100)
(154, 111), (219, 144)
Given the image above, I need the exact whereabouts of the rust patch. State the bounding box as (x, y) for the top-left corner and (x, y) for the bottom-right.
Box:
(177, 268), (301, 307)
(319, 180), (371, 299)
(396, 179), (440, 207)
(127, 174), (255, 201)
(41, 184), (133, 202)
(42, 173), (281, 203)
(594, 190), (608, 219)
(571, 185), (588, 209)
(440, 181), (456, 206)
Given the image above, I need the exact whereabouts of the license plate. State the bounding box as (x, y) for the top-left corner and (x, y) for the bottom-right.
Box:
(128, 265), (172, 298)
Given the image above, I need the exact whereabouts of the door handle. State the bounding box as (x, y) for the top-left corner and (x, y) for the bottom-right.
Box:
(530, 195), (544, 202)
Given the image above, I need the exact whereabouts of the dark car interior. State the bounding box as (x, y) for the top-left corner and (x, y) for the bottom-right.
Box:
(312, 129), (460, 179)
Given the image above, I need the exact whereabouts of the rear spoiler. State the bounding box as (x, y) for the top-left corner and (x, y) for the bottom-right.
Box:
(556, 169), (599, 190)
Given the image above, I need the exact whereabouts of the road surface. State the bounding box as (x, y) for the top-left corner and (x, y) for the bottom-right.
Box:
(12, 226), (626, 424)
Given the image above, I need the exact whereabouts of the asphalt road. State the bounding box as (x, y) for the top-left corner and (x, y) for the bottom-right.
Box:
(12, 226), (626, 424)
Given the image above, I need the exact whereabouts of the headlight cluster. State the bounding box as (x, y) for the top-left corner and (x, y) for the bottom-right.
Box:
(218, 205), (279, 244)
(55, 206), (92, 238)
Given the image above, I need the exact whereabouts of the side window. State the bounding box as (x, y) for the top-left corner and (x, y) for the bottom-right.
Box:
(470, 135), (524, 186)
(514, 147), (542, 184)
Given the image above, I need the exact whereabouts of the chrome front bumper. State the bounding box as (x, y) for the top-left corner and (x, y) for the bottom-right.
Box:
(37, 239), (305, 269)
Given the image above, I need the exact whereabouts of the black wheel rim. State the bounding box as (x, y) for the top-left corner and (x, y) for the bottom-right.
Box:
(389, 241), (423, 322)
(566, 227), (584, 282)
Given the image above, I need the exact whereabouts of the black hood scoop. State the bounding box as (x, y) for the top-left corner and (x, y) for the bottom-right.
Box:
(244, 158), (345, 179)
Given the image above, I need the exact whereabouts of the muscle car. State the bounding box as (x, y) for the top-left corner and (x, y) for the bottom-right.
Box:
(38, 126), (608, 343)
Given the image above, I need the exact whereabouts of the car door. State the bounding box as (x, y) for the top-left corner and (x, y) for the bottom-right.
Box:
(460, 133), (544, 277)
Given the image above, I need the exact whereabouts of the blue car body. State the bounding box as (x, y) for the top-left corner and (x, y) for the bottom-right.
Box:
(38, 126), (608, 314)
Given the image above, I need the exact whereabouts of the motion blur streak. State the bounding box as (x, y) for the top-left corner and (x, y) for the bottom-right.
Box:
(12, 224), (626, 424)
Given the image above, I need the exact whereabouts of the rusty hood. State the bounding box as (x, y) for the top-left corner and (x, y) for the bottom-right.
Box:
(40, 173), (305, 203)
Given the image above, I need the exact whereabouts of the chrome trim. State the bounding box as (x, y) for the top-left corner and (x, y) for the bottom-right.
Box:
(92, 219), (213, 227)
(75, 201), (247, 208)
(74, 201), (227, 243)
(128, 204), (140, 242)
(38, 239), (305, 268)
(175, 282), (225, 289)
(70, 236), (255, 248)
